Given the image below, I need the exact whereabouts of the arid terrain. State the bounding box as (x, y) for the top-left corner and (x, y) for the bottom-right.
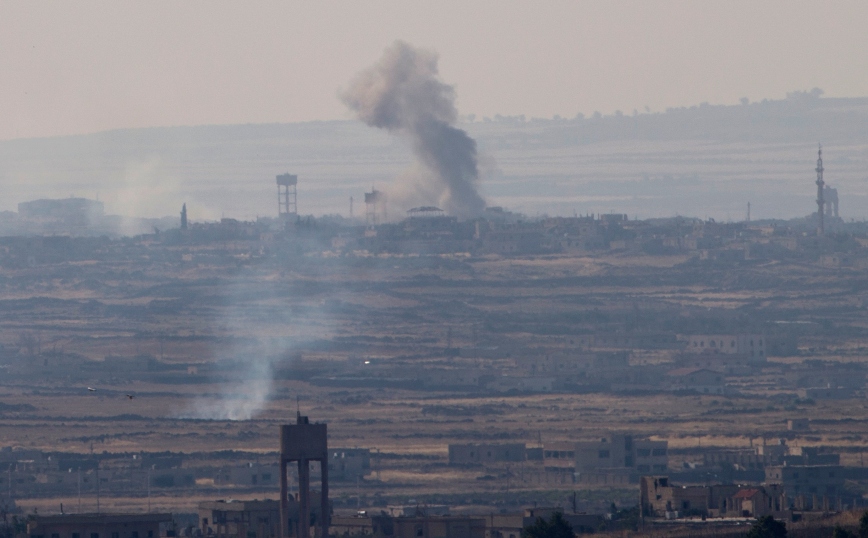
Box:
(2, 232), (868, 515)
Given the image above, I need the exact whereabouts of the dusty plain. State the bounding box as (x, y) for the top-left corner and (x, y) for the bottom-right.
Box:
(1, 242), (868, 514)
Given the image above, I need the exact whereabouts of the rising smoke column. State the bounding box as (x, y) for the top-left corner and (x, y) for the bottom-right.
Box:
(342, 41), (486, 218)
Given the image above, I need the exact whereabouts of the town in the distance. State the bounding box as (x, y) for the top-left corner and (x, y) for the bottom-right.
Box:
(2, 140), (868, 538)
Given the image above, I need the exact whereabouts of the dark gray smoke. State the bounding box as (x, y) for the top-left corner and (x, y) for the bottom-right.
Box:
(342, 41), (486, 218)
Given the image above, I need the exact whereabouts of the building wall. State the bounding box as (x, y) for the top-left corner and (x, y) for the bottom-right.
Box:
(449, 444), (526, 465)
(640, 476), (786, 518)
(333, 515), (488, 538)
(546, 436), (667, 477)
(329, 449), (371, 480)
(685, 334), (767, 360)
(633, 439), (668, 474)
(27, 514), (171, 538)
(766, 465), (845, 499)
(392, 517), (486, 538)
(542, 442), (575, 471)
(199, 500), (281, 538)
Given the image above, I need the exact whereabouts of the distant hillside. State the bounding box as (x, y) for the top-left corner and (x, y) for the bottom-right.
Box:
(1, 92), (866, 222)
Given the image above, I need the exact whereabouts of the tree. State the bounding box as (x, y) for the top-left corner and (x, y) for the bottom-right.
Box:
(858, 510), (868, 538)
(834, 525), (856, 538)
(746, 516), (787, 538)
(522, 512), (575, 538)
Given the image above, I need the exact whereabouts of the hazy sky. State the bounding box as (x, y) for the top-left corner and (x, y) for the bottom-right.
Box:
(1, 1), (867, 141)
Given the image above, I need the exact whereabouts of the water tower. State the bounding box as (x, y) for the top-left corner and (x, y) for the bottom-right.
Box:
(364, 189), (386, 227)
(277, 174), (298, 219)
(279, 414), (328, 538)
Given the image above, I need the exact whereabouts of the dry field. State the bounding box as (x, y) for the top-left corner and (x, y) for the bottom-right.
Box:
(2, 247), (868, 513)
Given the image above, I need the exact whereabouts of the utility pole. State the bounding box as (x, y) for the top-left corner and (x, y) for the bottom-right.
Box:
(96, 466), (100, 514)
(77, 468), (82, 513)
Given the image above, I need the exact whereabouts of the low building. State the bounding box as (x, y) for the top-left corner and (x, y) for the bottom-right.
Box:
(331, 515), (485, 538)
(684, 334), (768, 361)
(799, 387), (857, 400)
(544, 436), (668, 480)
(575, 436), (668, 474)
(448, 444), (526, 466)
(787, 419), (810, 431)
(640, 476), (787, 519)
(703, 449), (771, 471)
(199, 500), (280, 538)
(765, 465), (850, 509)
(666, 368), (725, 394)
(542, 442), (576, 472)
(27, 513), (173, 538)
(486, 509), (604, 538)
(329, 448), (371, 481)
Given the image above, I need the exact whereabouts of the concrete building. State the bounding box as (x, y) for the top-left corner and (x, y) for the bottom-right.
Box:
(330, 515), (485, 538)
(665, 368), (725, 394)
(799, 386), (857, 400)
(448, 444), (526, 466)
(700, 440), (841, 478)
(574, 436), (668, 474)
(526, 352), (628, 376)
(199, 500), (280, 538)
(640, 476), (787, 519)
(702, 449), (769, 471)
(485, 509), (603, 538)
(27, 513), (172, 538)
(216, 463), (279, 488)
(684, 334), (768, 361)
(765, 465), (849, 509)
(328, 449), (370, 481)
(544, 436), (668, 481)
(787, 419), (810, 431)
(542, 442), (576, 472)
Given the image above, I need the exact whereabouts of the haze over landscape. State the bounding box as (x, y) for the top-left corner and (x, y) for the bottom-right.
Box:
(5, 3), (868, 536)
(1, 2), (867, 223)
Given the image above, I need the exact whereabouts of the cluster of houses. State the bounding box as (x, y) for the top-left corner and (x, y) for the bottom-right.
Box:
(0, 447), (371, 499)
(311, 332), (808, 397)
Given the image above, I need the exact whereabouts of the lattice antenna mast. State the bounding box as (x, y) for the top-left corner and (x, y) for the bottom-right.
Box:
(815, 145), (825, 235)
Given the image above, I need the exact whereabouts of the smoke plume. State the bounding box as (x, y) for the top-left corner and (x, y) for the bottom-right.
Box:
(342, 41), (485, 218)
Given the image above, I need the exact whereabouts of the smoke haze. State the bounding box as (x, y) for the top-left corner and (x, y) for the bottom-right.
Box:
(176, 276), (277, 421)
(342, 41), (486, 218)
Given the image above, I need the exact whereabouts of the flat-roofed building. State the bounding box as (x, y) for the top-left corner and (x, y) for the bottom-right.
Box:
(448, 443), (526, 466)
(331, 515), (485, 538)
(27, 513), (172, 538)
(329, 448), (371, 480)
(199, 500), (280, 538)
(544, 436), (668, 480)
(684, 334), (767, 361)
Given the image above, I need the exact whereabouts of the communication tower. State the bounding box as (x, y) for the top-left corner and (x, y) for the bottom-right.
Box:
(815, 145), (825, 235)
